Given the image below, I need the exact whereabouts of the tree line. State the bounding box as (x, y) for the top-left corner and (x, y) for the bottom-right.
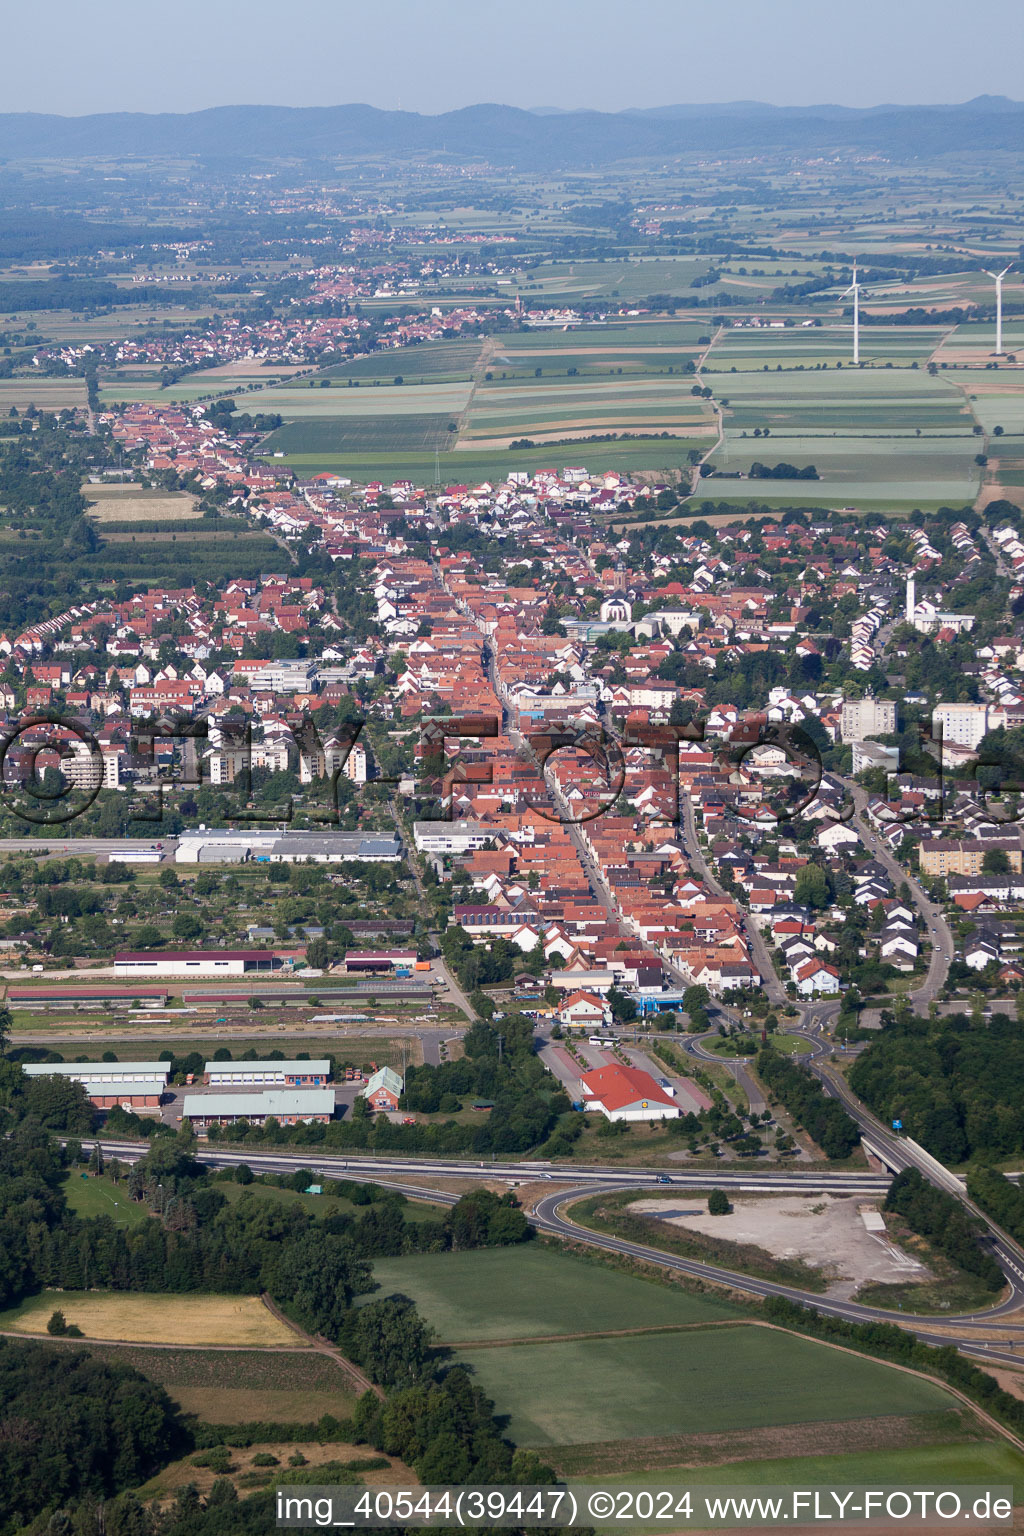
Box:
(884, 1168), (1003, 1291)
(756, 1047), (860, 1159)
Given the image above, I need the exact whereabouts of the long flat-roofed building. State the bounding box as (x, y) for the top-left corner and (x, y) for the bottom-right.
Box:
(182, 1088), (334, 1131)
(203, 1059), (330, 1087)
(174, 829), (400, 864)
(115, 950), (282, 978)
(23, 1061), (168, 1110)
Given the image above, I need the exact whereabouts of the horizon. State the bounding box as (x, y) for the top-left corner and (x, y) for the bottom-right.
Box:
(4, 92), (1023, 121)
(5, 0), (1022, 117)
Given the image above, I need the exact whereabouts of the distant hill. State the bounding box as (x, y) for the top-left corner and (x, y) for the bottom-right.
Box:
(0, 99), (1021, 167)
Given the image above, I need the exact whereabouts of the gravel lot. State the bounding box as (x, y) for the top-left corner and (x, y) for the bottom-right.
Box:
(629, 1193), (932, 1299)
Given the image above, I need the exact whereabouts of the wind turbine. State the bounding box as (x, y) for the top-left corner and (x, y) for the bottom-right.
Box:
(842, 263), (863, 364)
(984, 263), (1014, 356)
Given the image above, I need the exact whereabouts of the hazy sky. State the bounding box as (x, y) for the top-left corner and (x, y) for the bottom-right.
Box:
(6, 0), (1023, 116)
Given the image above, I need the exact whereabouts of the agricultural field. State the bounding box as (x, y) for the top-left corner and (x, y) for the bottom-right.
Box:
(513, 257), (715, 302)
(603, 1442), (1024, 1500)
(0, 376), (87, 411)
(701, 351), (982, 510)
(368, 1246), (746, 1341)
(273, 442), (700, 483)
(462, 377), (714, 448)
(58, 1343), (362, 1425)
(452, 1325), (959, 1448)
(706, 325), (950, 372)
(260, 413), (456, 455)
(244, 380), (472, 419)
(85, 483), (203, 522)
(0, 1291), (300, 1346)
(319, 338), (483, 382)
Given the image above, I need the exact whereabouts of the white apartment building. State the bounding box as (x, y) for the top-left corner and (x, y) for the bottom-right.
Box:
(840, 696), (897, 745)
(932, 703), (990, 751)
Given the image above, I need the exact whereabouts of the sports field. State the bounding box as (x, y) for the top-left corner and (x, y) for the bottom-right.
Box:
(0, 1291), (300, 1346)
(369, 1246), (745, 1340)
(63, 1173), (151, 1227)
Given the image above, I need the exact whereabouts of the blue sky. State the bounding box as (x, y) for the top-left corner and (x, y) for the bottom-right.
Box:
(7, 0), (1023, 116)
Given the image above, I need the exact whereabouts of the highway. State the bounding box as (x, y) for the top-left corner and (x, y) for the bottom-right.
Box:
(87, 1137), (1024, 1364)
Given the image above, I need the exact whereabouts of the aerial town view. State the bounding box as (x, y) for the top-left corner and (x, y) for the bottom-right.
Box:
(3, 2), (1024, 1532)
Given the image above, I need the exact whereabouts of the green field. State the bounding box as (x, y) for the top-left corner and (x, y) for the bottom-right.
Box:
(605, 1442), (1024, 1509)
(63, 1172), (151, 1227)
(242, 380), (472, 418)
(319, 339), (483, 382)
(369, 1246), (745, 1340)
(220, 1180), (446, 1223)
(260, 413), (456, 454)
(513, 258), (714, 301)
(701, 352), (981, 508)
(455, 1325), (958, 1446)
(275, 441), (703, 482)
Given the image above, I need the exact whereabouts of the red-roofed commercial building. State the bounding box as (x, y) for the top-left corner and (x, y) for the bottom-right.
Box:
(580, 1063), (680, 1122)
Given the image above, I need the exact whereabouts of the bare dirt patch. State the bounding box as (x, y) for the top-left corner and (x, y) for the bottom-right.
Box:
(549, 1410), (973, 1475)
(627, 1193), (931, 1300)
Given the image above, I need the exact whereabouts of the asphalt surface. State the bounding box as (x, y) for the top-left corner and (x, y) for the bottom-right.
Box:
(87, 1136), (1024, 1364)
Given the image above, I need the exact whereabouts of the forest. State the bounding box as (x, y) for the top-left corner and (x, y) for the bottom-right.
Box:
(884, 1168), (1004, 1291)
(848, 1012), (1024, 1162)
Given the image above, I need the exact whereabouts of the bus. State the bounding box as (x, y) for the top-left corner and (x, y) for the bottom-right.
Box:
(589, 1035), (616, 1047)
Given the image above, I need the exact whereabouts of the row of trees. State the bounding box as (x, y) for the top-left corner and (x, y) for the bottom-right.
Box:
(884, 1168), (1003, 1291)
(756, 1047), (861, 1159)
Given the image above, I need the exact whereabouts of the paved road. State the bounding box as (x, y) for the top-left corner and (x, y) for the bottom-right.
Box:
(0, 838), (172, 856)
(680, 796), (786, 1006)
(86, 1136), (1024, 1361)
(844, 780), (954, 1006)
(681, 1028), (767, 1117)
(388, 791), (476, 1024)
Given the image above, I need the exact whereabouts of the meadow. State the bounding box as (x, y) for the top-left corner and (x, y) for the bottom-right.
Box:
(0, 1291), (300, 1346)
